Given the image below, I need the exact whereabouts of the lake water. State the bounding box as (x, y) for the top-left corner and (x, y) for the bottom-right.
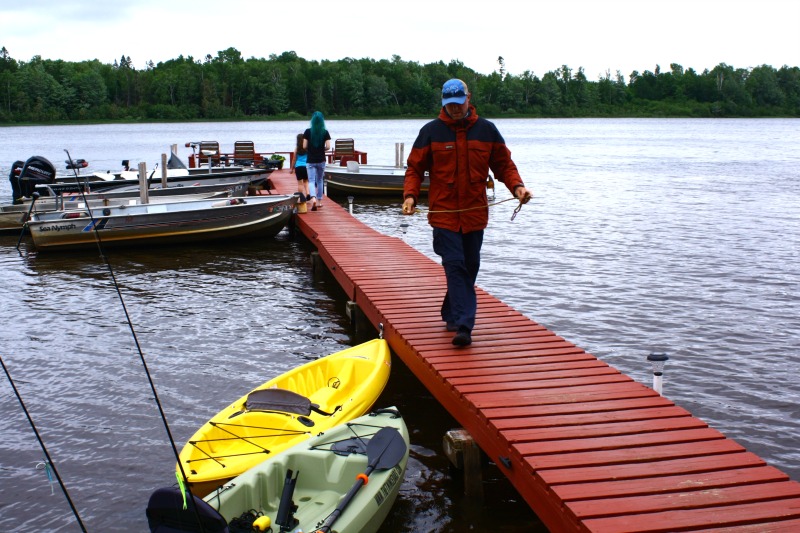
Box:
(0, 118), (798, 532)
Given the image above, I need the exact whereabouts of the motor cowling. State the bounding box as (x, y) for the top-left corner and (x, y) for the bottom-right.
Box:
(17, 156), (57, 199)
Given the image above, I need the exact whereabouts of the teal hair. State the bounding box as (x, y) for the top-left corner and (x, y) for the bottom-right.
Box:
(310, 111), (326, 148)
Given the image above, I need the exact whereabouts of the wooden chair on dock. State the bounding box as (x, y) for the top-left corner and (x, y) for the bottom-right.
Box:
(198, 141), (220, 167)
(329, 138), (367, 164)
(332, 138), (356, 163)
(233, 141), (256, 166)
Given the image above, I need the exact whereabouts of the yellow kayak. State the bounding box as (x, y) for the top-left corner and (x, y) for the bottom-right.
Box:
(177, 338), (391, 497)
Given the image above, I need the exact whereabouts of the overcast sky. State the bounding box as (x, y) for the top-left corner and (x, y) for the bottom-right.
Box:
(2, 0), (798, 80)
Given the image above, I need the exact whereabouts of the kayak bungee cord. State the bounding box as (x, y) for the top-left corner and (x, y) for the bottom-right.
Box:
(185, 423), (310, 466)
(0, 356), (88, 532)
(61, 150), (209, 531)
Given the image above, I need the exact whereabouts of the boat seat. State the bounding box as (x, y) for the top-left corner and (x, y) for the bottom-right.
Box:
(339, 155), (358, 167)
(245, 388), (336, 417)
(198, 141), (220, 167)
(233, 141), (256, 166)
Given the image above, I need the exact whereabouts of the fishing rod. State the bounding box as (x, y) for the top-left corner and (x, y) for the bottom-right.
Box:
(15, 191), (40, 250)
(0, 356), (87, 532)
(62, 151), (210, 530)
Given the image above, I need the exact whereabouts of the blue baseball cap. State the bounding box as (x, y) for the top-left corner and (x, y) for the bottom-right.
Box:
(442, 79), (467, 106)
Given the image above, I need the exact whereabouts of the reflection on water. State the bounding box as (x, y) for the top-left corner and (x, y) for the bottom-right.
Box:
(1, 118), (798, 532)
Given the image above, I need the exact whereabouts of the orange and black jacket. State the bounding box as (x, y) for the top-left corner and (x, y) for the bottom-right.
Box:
(404, 105), (524, 233)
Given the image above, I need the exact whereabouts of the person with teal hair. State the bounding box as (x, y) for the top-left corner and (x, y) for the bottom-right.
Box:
(302, 111), (331, 210)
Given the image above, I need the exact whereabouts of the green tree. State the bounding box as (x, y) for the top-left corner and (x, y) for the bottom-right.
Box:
(711, 63), (751, 114)
(777, 65), (800, 110)
(364, 74), (392, 113)
(16, 57), (66, 120)
(538, 72), (561, 115)
(0, 46), (797, 121)
(746, 64), (784, 107)
(0, 46), (18, 117)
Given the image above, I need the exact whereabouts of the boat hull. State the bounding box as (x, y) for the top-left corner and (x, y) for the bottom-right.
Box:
(45, 167), (270, 195)
(0, 181), (249, 236)
(26, 195), (296, 250)
(203, 407), (408, 533)
(324, 164), (428, 197)
(178, 338), (392, 497)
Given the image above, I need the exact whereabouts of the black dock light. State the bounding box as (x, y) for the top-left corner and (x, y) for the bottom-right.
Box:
(647, 352), (670, 395)
(347, 195), (354, 214)
(399, 223), (409, 236)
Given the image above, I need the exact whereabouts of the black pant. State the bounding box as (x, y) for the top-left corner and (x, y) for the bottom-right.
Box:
(432, 227), (484, 331)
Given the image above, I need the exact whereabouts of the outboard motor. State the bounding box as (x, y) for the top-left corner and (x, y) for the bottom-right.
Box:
(17, 156), (57, 200)
(167, 152), (188, 170)
(8, 160), (25, 203)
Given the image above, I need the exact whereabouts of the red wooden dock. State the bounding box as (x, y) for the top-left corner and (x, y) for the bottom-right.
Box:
(266, 170), (800, 532)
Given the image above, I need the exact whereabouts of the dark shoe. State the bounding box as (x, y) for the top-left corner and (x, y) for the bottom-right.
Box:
(445, 322), (458, 332)
(452, 328), (472, 347)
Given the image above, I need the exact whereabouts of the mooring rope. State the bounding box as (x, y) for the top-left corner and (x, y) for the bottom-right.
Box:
(411, 195), (530, 220)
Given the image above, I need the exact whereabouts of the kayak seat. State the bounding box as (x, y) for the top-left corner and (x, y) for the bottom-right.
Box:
(145, 486), (228, 532)
(245, 388), (335, 417)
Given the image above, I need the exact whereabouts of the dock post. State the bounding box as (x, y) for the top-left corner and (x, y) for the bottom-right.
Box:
(161, 153), (168, 188)
(395, 143), (405, 167)
(345, 300), (372, 337)
(138, 162), (149, 204)
(443, 428), (484, 502)
(310, 251), (326, 281)
(346, 301), (358, 324)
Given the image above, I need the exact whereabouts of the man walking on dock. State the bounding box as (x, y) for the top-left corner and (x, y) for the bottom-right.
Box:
(402, 78), (531, 347)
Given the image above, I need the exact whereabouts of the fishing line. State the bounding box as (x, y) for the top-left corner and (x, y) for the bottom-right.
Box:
(0, 356), (88, 532)
(14, 191), (41, 250)
(62, 151), (208, 530)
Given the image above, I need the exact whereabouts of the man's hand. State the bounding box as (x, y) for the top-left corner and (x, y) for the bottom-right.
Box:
(515, 187), (532, 204)
(402, 197), (416, 215)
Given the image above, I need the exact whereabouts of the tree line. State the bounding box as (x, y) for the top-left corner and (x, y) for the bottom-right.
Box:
(1, 46), (798, 123)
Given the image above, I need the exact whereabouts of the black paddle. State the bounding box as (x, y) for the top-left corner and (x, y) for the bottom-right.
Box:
(314, 426), (406, 533)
